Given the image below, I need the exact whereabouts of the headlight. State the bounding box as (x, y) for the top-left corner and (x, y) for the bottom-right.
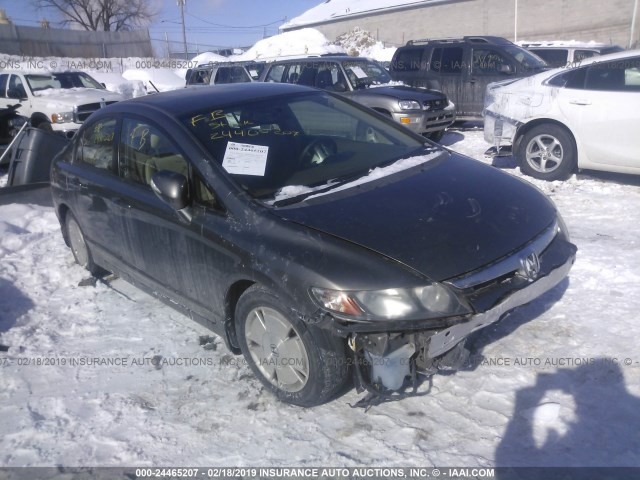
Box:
(398, 100), (422, 111)
(310, 283), (469, 321)
(51, 112), (74, 124)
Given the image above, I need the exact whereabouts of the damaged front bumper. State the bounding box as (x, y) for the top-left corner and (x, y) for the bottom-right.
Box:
(319, 225), (577, 393)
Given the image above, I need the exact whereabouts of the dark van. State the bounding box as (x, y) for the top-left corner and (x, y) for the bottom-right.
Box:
(389, 36), (548, 120)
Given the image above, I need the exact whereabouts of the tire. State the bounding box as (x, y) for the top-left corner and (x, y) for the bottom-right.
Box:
(65, 213), (101, 275)
(236, 284), (349, 407)
(426, 130), (445, 143)
(517, 124), (576, 181)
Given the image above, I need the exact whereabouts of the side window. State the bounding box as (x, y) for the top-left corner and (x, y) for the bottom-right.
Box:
(214, 67), (250, 84)
(191, 68), (212, 85)
(297, 63), (318, 87)
(193, 174), (220, 210)
(431, 47), (464, 73)
(77, 118), (117, 170)
(119, 118), (189, 186)
(531, 49), (568, 68)
(285, 63), (303, 84)
(472, 49), (511, 74)
(265, 64), (286, 83)
(393, 48), (424, 72)
(574, 50), (597, 63)
(0, 74), (7, 98)
(8, 75), (27, 99)
(547, 68), (587, 89)
(585, 58), (640, 91)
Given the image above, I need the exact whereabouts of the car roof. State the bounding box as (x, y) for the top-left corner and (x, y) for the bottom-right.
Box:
(268, 56), (376, 63)
(520, 41), (621, 49)
(107, 83), (316, 118)
(553, 48), (638, 68)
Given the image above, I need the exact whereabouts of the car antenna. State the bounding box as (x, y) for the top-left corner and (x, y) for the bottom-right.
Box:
(148, 80), (160, 93)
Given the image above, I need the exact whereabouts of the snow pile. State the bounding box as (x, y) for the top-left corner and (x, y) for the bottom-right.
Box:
(190, 52), (229, 65)
(89, 72), (146, 99)
(122, 68), (184, 92)
(234, 28), (345, 61)
(334, 27), (397, 62)
(282, 0), (432, 28)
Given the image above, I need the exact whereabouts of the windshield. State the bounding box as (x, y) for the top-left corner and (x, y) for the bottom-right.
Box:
(26, 72), (104, 93)
(504, 45), (548, 69)
(343, 59), (392, 88)
(25, 74), (61, 92)
(53, 72), (104, 89)
(182, 91), (437, 202)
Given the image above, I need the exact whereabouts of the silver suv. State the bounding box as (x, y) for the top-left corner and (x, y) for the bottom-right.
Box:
(260, 56), (455, 140)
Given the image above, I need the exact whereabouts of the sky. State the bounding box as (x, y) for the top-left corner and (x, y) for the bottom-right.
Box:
(0, 0), (322, 55)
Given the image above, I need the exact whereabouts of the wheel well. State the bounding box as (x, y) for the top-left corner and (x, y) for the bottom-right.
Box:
(223, 280), (255, 353)
(515, 118), (576, 153)
(30, 112), (51, 127)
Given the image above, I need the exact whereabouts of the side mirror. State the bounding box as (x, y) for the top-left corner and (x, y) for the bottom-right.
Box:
(150, 170), (192, 221)
(498, 64), (514, 74)
(100, 82), (107, 88)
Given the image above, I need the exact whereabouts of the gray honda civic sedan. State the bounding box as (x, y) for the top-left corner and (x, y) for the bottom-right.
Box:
(51, 83), (576, 406)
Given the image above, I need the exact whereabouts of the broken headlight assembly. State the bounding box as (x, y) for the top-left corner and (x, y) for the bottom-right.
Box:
(310, 283), (470, 322)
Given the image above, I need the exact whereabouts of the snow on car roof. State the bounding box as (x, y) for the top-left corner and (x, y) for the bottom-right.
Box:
(518, 40), (616, 48)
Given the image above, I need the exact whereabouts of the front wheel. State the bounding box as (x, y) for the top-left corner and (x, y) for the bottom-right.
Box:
(517, 124), (576, 181)
(236, 285), (349, 406)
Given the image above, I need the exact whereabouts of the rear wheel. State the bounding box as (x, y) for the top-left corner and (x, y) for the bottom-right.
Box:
(236, 285), (349, 406)
(65, 213), (101, 275)
(517, 124), (576, 181)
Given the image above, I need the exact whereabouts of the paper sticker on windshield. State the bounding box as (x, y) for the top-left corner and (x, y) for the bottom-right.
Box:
(350, 66), (368, 79)
(222, 141), (269, 176)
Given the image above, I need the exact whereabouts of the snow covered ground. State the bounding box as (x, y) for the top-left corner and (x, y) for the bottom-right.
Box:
(1, 124), (639, 468)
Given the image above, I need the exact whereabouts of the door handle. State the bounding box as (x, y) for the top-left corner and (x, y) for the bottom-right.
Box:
(569, 100), (591, 106)
(469, 77), (477, 84)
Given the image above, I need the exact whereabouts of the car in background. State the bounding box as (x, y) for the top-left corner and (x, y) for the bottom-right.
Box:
(0, 71), (125, 136)
(389, 36), (548, 119)
(520, 41), (624, 68)
(185, 61), (265, 86)
(51, 83), (575, 406)
(484, 50), (640, 180)
(260, 56), (455, 141)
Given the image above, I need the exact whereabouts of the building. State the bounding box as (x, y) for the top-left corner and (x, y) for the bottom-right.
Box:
(281, 0), (640, 49)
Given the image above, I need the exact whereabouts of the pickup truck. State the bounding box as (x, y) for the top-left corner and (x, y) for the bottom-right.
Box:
(0, 71), (125, 138)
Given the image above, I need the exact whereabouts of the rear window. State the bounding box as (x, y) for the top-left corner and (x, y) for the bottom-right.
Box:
(392, 48), (424, 72)
(529, 49), (569, 68)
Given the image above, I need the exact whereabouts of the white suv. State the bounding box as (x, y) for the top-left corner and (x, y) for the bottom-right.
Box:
(0, 71), (125, 137)
(484, 50), (640, 180)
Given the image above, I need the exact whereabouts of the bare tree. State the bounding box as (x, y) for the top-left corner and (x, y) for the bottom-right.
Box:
(33, 0), (157, 31)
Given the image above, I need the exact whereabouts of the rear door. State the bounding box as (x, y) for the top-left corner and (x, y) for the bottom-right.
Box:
(559, 56), (640, 170)
(64, 116), (130, 269)
(429, 46), (467, 114)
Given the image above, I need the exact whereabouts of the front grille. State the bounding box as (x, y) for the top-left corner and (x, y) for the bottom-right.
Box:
(424, 98), (447, 111)
(74, 101), (119, 123)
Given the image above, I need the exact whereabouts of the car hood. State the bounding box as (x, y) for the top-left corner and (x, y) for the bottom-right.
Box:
(33, 88), (125, 107)
(356, 85), (446, 100)
(274, 153), (557, 281)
